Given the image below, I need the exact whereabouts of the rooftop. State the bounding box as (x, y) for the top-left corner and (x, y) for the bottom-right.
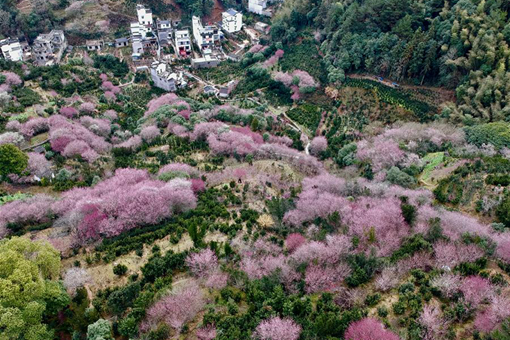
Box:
(226, 8), (239, 16)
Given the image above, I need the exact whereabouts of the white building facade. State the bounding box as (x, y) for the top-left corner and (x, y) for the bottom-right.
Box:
(175, 29), (191, 57)
(150, 61), (185, 92)
(222, 9), (243, 33)
(192, 16), (222, 54)
(248, 0), (270, 16)
(0, 38), (23, 62)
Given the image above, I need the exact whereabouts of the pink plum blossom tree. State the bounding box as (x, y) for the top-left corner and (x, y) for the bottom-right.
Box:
(344, 318), (399, 340)
(186, 249), (219, 278)
(144, 280), (204, 331)
(309, 136), (328, 156)
(140, 126), (161, 143)
(253, 317), (301, 340)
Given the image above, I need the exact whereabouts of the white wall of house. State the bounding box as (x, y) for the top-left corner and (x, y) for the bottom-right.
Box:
(137, 5), (153, 28)
(222, 9), (243, 33)
(0, 39), (23, 62)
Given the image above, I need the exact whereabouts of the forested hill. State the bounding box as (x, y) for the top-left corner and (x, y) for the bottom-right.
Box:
(271, 0), (510, 123)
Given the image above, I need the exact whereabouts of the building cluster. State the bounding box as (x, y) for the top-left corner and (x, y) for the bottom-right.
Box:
(0, 4), (255, 97)
(1, 30), (67, 66)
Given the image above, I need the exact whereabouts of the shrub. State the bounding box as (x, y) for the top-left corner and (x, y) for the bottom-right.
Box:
(87, 319), (113, 340)
(113, 264), (128, 276)
(0, 143), (28, 178)
(496, 193), (510, 228)
(386, 166), (416, 188)
(346, 254), (380, 287)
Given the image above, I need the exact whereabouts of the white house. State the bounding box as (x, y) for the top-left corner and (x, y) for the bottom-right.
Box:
(136, 4), (153, 31)
(175, 29), (191, 57)
(0, 38), (23, 62)
(157, 20), (172, 46)
(86, 39), (104, 51)
(192, 16), (222, 54)
(248, 0), (271, 16)
(115, 37), (129, 48)
(222, 9), (243, 33)
(191, 55), (220, 68)
(150, 61), (186, 92)
(130, 5), (157, 60)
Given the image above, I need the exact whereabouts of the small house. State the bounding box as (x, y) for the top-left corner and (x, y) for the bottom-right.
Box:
(86, 40), (104, 51)
(191, 55), (220, 68)
(115, 37), (129, 48)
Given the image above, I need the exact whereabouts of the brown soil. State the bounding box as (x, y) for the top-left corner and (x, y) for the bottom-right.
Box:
(203, 0), (225, 24)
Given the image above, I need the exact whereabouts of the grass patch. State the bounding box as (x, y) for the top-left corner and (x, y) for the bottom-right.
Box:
(420, 152), (445, 183)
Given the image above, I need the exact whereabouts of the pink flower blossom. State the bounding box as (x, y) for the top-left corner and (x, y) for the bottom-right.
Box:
(460, 276), (492, 307)
(285, 233), (306, 253)
(79, 102), (95, 114)
(186, 249), (218, 278)
(309, 136), (328, 155)
(253, 317), (301, 340)
(196, 325), (216, 340)
(59, 107), (79, 118)
(419, 304), (448, 340)
(140, 125), (161, 143)
(117, 135), (142, 150)
(144, 280), (204, 331)
(344, 318), (399, 340)
(1, 71), (22, 86)
(52, 169), (197, 243)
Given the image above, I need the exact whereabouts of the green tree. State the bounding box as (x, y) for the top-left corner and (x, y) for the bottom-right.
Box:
(496, 193), (510, 228)
(0, 237), (70, 340)
(87, 319), (113, 340)
(0, 144), (28, 179)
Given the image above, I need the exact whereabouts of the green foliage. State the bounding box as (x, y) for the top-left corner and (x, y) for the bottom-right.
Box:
(12, 87), (42, 107)
(486, 174), (510, 187)
(491, 317), (510, 340)
(390, 235), (432, 263)
(0, 144), (28, 178)
(279, 39), (328, 83)
(465, 122), (510, 150)
(113, 264), (128, 276)
(234, 67), (292, 106)
(496, 193), (510, 228)
(455, 258), (488, 277)
(386, 166), (416, 188)
(141, 251), (187, 283)
(336, 142), (357, 167)
(93, 55), (129, 78)
(433, 174), (463, 205)
(287, 103), (323, 132)
(345, 253), (380, 287)
(265, 197), (295, 224)
(0, 237), (70, 340)
(87, 319), (113, 340)
(342, 78), (433, 121)
(0, 192), (31, 205)
(106, 282), (141, 315)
